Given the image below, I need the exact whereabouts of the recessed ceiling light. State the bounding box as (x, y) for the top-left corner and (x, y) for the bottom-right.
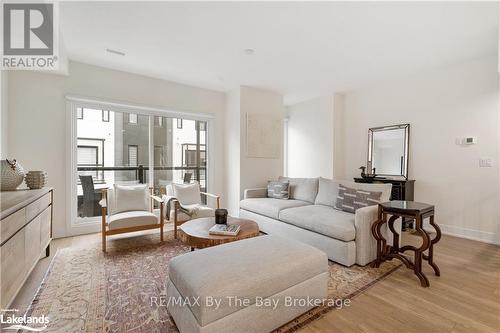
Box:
(106, 48), (125, 56)
(244, 48), (255, 55)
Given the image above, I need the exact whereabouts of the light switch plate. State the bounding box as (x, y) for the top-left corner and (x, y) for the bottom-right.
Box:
(479, 158), (493, 167)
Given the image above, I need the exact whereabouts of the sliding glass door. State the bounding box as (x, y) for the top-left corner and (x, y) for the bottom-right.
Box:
(152, 117), (207, 201)
(74, 105), (209, 222)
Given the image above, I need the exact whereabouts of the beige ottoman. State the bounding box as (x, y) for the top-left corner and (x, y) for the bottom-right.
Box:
(167, 235), (328, 333)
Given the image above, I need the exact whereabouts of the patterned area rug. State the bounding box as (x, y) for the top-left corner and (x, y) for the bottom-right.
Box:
(23, 232), (400, 333)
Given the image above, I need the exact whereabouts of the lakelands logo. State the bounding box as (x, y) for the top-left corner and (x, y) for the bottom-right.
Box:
(0, 310), (49, 331)
(1, 2), (59, 70)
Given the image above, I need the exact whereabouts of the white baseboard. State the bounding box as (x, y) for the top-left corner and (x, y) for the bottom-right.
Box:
(429, 224), (500, 246)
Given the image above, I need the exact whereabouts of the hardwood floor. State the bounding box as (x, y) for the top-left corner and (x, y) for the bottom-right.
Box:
(10, 227), (500, 333)
(300, 233), (500, 333)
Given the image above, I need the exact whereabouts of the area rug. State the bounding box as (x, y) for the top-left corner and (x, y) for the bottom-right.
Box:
(22, 232), (400, 333)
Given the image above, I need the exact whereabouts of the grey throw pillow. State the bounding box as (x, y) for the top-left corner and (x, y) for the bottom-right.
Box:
(267, 181), (290, 199)
(335, 185), (382, 213)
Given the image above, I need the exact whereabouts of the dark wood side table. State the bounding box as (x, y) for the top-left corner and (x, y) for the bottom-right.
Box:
(372, 201), (441, 287)
(354, 178), (415, 230)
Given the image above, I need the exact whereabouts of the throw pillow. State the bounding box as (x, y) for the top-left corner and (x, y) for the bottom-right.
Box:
(315, 177), (340, 207)
(335, 185), (382, 213)
(278, 177), (319, 203)
(173, 182), (201, 205)
(267, 180), (289, 199)
(114, 184), (149, 214)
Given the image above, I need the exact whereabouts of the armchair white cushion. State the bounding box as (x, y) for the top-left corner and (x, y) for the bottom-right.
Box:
(108, 211), (158, 230)
(172, 182), (202, 205)
(113, 184), (149, 214)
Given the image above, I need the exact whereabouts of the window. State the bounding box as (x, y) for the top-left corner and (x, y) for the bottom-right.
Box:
(77, 146), (98, 165)
(199, 121), (206, 131)
(73, 105), (209, 224)
(177, 118), (183, 129)
(182, 144), (206, 167)
(128, 145), (138, 166)
(102, 110), (110, 122)
(129, 113), (138, 124)
(77, 107), (83, 119)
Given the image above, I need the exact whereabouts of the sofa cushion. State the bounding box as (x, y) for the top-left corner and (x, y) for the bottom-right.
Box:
(278, 205), (356, 241)
(108, 211), (157, 230)
(278, 177), (319, 203)
(240, 198), (311, 219)
(168, 235), (328, 326)
(315, 177), (340, 207)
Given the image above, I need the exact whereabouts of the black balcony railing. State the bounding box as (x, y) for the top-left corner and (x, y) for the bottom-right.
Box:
(77, 165), (206, 184)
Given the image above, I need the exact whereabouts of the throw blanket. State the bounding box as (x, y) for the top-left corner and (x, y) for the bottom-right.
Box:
(162, 195), (213, 221)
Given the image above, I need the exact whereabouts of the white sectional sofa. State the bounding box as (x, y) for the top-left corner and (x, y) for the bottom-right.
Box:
(239, 177), (399, 266)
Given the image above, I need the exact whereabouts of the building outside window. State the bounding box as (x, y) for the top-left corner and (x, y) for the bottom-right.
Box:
(128, 145), (138, 166)
(129, 113), (138, 124)
(177, 118), (183, 129)
(156, 116), (163, 127)
(102, 110), (110, 122)
(77, 107), (83, 119)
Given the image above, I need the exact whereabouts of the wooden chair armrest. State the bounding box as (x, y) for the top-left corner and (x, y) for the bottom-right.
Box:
(151, 195), (163, 203)
(200, 192), (220, 209)
(200, 192), (220, 199)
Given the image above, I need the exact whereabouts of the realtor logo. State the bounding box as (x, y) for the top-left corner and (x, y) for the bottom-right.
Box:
(1, 2), (59, 69)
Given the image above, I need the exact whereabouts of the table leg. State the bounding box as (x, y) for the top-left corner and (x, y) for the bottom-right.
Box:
(388, 215), (400, 253)
(374, 212), (388, 268)
(371, 208), (383, 267)
(427, 214), (441, 276)
(414, 215), (430, 287)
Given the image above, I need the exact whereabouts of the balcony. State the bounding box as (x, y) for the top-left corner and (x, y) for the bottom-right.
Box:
(77, 165), (207, 218)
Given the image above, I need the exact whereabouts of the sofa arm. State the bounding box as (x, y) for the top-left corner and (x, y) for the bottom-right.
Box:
(354, 205), (380, 266)
(244, 188), (267, 199)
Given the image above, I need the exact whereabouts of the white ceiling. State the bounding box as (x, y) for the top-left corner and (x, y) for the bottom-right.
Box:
(60, 1), (499, 105)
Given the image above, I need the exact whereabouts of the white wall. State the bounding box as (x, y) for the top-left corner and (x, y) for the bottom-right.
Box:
(240, 86), (285, 197)
(339, 55), (500, 243)
(7, 61), (226, 238)
(286, 95), (334, 178)
(224, 86), (285, 215)
(224, 89), (241, 216)
(1, 71), (8, 157)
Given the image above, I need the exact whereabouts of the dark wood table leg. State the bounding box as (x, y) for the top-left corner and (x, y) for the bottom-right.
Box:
(374, 212), (389, 268)
(426, 214), (441, 276)
(388, 215), (400, 253)
(371, 207), (383, 267)
(414, 214), (431, 287)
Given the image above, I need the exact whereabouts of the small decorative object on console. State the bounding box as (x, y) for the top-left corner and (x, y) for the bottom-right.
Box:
(209, 224), (241, 236)
(0, 159), (25, 191)
(215, 208), (228, 224)
(25, 171), (48, 189)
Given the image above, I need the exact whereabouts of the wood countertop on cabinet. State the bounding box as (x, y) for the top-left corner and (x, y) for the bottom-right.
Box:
(0, 188), (53, 220)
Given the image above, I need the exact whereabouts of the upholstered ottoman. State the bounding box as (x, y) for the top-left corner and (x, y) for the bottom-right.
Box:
(166, 235), (328, 333)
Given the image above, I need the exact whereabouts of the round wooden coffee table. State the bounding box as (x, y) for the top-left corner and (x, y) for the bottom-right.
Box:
(178, 217), (260, 250)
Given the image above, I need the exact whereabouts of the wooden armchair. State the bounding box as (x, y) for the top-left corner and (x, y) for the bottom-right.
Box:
(99, 185), (164, 252)
(162, 182), (220, 239)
